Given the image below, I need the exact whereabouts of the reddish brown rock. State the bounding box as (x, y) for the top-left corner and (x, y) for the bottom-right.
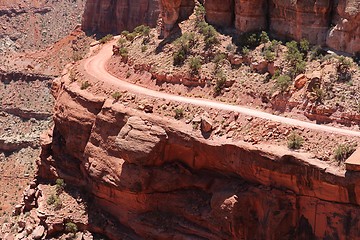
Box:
(82, 0), (160, 34)
(235, 0), (268, 32)
(269, 0), (332, 45)
(326, 0), (360, 54)
(38, 79), (360, 239)
(205, 0), (234, 27)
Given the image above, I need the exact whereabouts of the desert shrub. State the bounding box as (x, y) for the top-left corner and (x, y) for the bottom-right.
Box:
(299, 39), (310, 54)
(141, 45), (148, 52)
(260, 31), (270, 44)
(134, 25), (150, 37)
(174, 108), (184, 120)
(309, 45), (325, 61)
(55, 178), (65, 194)
(337, 56), (353, 82)
(264, 49), (275, 62)
(99, 34), (113, 44)
(195, 4), (206, 21)
(47, 194), (57, 205)
(286, 41), (306, 78)
(121, 30), (130, 37)
(119, 47), (128, 58)
(242, 46), (250, 56)
(125, 32), (137, 41)
(173, 33), (196, 66)
(65, 222), (78, 234)
(334, 143), (356, 163)
(173, 50), (186, 66)
(189, 57), (202, 75)
(275, 75), (292, 92)
(47, 194), (62, 210)
(81, 81), (91, 90)
(236, 32), (261, 49)
(312, 87), (326, 103)
(112, 91), (122, 101)
(117, 38), (127, 47)
(197, 21), (218, 48)
(287, 132), (303, 150)
(213, 52), (226, 65)
(214, 69), (227, 96)
(226, 43), (236, 53)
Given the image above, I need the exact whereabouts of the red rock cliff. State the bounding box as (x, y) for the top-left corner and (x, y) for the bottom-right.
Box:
(81, 0), (160, 34)
(39, 78), (360, 239)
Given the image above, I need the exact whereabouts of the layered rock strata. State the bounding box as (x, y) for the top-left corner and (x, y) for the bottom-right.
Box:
(39, 79), (360, 239)
(100, 0), (359, 54)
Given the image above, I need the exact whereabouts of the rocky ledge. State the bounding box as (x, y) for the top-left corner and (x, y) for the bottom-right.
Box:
(35, 76), (360, 239)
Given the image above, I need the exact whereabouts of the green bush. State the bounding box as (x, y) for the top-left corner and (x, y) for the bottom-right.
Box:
(119, 47), (128, 58)
(173, 33), (196, 66)
(117, 38), (127, 47)
(99, 34), (113, 44)
(55, 178), (65, 194)
(299, 39), (310, 54)
(112, 91), (122, 101)
(81, 81), (91, 90)
(260, 31), (270, 44)
(214, 69), (227, 96)
(264, 49), (275, 62)
(197, 21), (218, 48)
(174, 108), (184, 120)
(65, 222), (78, 234)
(134, 25), (150, 37)
(286, 41), (306, 78)
(337, 56), (353, 82)
(189, 57), (202, 75)
(334, 143), (356, 163)
(141, 45), (148, 53)
(275, 75), (292, 92)
(287, 132), (303, 150)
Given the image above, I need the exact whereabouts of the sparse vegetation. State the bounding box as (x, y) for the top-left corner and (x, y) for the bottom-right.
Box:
(174, 108), (184, 120)
(337, 56), (353, 82)
(287, 132), (304, 150)
(214, 69), (227, 96)
(173, 33), (196, 66)
(286, 41), (306, 78)
(55, 178), (65, 194)
(275, 75), (292, 92)
(112, 91), (122, 101)
(334, 143), (356, 164)
(99, 34), (113, 44)
(65, 222), (78, 234)
(81, 81), (91, 90)
(189, 57), (202, 75)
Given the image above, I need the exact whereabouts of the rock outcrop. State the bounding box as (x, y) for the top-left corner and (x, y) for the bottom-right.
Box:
(81, 0), (160, 34)
(38, 78), (360, 239)
(81, 0), (359, 53)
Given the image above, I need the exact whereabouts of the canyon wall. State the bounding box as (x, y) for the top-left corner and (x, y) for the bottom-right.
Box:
(82, 0), (359, 54)
(81, 0), (161, 34)
(38, 79), (360, 239)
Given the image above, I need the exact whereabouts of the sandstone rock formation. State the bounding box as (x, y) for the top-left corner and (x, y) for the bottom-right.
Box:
(81, 0), (359, 54)
(38, 78), (360, 239)
(82, 0), (160, 34)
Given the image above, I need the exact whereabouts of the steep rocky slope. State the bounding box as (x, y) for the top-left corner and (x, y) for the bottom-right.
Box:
(82, 0), (360, 54)
(33, 74), (360, 239)
(0, 0), (86, 52)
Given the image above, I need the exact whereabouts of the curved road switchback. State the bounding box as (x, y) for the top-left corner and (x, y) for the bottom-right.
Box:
(84, 43), (360, 137)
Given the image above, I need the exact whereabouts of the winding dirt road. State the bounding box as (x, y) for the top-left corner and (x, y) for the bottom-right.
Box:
(84, 43), (360, 137)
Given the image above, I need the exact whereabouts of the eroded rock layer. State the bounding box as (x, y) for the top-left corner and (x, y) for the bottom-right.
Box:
(82, 0), (360, 54)
(39, 80), (360, 239)
(81, 0), (160, 34)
